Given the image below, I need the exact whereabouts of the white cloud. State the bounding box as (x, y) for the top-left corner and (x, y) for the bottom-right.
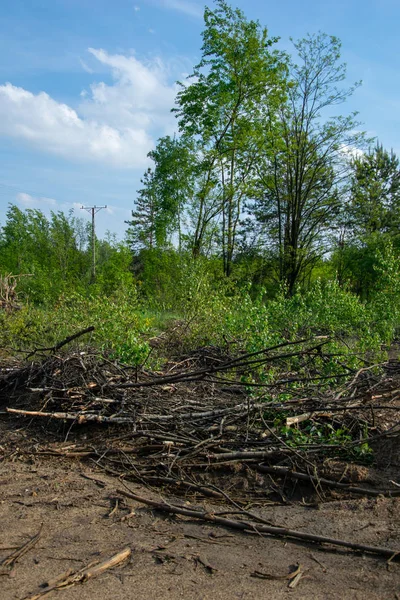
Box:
(79, 58), (94, 74)
(17, 192), (57, 207)
(16, 194), (130, 221)
(158, 0), (203, 18)
(339, 144), (364, 160)
(134, 5), (140, 11)
(81, 48), (178, 133)
(0, 49), (181, 169)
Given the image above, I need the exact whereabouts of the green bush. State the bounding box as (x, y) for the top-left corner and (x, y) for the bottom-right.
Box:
(0, 287), (154, 366)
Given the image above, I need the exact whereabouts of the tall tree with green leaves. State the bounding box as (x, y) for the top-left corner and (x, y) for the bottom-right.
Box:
(253, 33), (364, 295)
(148, 136), (195, 251)
(127, 137), (196, 253)
(349, 143), (400, 238)
(174, 0), (287, 274)
(331, 144), (400, 296)
(0, 205), (30, 273)
(49, 210), (88, 280)
(126, 169), (159, 252)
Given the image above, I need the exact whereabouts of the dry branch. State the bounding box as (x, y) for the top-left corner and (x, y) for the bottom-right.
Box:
(255, 465), (400, 497)
(25, 326), (95, 358)
(6, 408), (132, 424)
(25, 547), (131, 600)
(118, 490), (400, 560)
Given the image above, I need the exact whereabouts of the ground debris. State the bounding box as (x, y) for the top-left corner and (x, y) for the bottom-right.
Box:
(24, 547), (131, 600)
(1, 340), (399, 505)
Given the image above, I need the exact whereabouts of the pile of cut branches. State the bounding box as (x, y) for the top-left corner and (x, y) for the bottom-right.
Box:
(1, 334), (400, 503)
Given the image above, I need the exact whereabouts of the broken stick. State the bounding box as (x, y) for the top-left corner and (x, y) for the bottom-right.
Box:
(25, 547), (131, 600)
(1, 525), (42, 569)
(6, 408), (132, 424)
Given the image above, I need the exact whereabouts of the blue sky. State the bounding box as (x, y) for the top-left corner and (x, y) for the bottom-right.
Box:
(0, 0), (399, 239)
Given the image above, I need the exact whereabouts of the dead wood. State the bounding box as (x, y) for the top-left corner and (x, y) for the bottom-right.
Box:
(255, 465), (400, 497)
(117, 489), (400, 561)
(25, 547), (131, 600)
(2, 340), (400, 503)
(1, 525), (42, 569)
(25, 326), (95, 359)
(0, 273), (32, 313)
(6, 408), (132, 424)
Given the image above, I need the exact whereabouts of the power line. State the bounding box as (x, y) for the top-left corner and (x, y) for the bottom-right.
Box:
(81, 205), (107, 282)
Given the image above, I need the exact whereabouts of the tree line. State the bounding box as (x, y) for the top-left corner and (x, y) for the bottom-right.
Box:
(126, 0), (400, 298)
(0, 205), (133, 302)
(1, 0), (399, 306)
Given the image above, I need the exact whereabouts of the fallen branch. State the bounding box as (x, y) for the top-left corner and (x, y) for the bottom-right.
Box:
(118, 489), (400, 561)
(25, 547), (131, 600)
(135, 476), (224, 498)
(138, 403), (263, 422)
(255, 465), (400, 497)
(108, 340), (330, 389)
(25, 326), (95, 358)
(6, 408), (132, 424)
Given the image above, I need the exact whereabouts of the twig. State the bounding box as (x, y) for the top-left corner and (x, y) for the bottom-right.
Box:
(1, 525), (43, 568)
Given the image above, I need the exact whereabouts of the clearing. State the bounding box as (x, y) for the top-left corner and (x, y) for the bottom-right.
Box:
(0, 342), (399, 599)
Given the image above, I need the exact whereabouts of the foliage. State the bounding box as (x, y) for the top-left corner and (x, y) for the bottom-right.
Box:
(331, 144), (400, 297)
(0, 204), (135, 303)
(277, 421), (373, 461)
(2, 2), (400, 376)
(0, 288), (154, 366)
(125, 137), (196, 252)
(173, 0), (287, 272)
(251, 33), (364, 295)
(349, 143), (400, 238)
(149, 264), (384, 364)
(368, 241), (400, 342)
(125, 168), (160, 252)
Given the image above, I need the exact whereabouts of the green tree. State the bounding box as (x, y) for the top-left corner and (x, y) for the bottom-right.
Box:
(253, 33), (364, 295)
(0, 205), (92, 302)
(126, 169), (159, 252)
(148, 136), (195, 251)
(127, 136), (195, 253)
(49, 210), (89, 281)
(331, 144), (400, 296)
(0, 205), (30, 273)
(349, 143), (400, 237)
(174, 0), (286, 274)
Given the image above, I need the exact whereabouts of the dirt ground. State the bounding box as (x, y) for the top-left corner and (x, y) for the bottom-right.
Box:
(0, 422), (399, 600)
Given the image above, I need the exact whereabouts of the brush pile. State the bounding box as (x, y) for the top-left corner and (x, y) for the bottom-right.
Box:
(1, 334), (400, 503)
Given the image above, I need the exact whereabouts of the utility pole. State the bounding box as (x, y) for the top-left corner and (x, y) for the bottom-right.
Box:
(81, 205), (107, 281)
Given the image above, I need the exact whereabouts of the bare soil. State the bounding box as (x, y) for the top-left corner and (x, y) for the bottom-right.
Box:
(1, 348), (400, 599)
(0, 421), (399, 600)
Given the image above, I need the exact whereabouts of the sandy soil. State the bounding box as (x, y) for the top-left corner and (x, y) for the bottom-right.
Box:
(0, 422), (399, 600)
